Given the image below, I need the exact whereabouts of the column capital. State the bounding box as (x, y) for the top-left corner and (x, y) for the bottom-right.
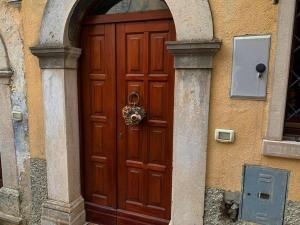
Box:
(166, 40), (221, 69)
(0, 70), (13, 85)
(7, 0), (22, 7)
(30, 46), (82, 69)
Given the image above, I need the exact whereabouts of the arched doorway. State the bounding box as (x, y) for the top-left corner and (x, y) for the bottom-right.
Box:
(79, 1), (175, 224)
(32, 0), (220, 224)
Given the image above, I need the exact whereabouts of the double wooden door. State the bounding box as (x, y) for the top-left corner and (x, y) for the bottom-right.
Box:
(80, 11), (175, 225)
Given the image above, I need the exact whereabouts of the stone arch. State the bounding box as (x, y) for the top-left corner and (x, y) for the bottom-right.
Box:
(0, 34), (11, 71)
(32, 1), (220, 224)
(39, 0), (214, 46)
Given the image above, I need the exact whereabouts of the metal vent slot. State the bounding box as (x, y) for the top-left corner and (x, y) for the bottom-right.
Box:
(258, 192), (270, 200)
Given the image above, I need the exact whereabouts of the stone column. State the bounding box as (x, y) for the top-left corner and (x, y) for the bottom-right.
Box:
(166, 41), (221, 225)
(0, 70), (22, 225)
(31, 46), (85, 225)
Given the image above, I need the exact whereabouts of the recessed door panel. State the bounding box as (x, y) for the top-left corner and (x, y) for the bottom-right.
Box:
(148, 171), (165, 207)
(149, 33), (168, 74)
(127, 126), (143, 161)
(149, 82), (168, 121)
(127, 34), (144, 74)
(149, 127), (166, 164)
(89, 35), (105, 73)
(90, 81), (104, 115)
(92, 123), (104, 154)
(127, 168), (144, 203)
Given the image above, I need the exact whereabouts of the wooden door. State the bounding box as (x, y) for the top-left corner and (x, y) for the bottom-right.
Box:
(116, 19), (175, 225)
(81, 23), (118, 224)
(80, 10), (175, 225)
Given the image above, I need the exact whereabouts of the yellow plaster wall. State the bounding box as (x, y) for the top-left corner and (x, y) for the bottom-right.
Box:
(21, 0), (299, 201)
(21, 0), (47, 159)
(208, 0), (300, 201)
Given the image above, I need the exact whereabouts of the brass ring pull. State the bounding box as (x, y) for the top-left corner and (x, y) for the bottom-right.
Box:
(128, 91), (140, 106)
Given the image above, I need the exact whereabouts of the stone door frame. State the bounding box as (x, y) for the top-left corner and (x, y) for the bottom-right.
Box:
(31, 1), (221, 224)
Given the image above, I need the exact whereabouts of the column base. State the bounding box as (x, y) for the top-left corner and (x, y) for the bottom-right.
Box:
(0, 188), (22, 225)
(0, 211), (22, 225)
(41, 197), (86, 225)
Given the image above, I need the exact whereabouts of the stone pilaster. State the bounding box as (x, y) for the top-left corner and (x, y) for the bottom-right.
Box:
(31, 46), (85, 225)
(166, 40), (221, 225)
(0, 70), (22, 224)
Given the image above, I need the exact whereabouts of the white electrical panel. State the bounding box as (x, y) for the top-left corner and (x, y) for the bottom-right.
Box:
(230, 35), (271, 100)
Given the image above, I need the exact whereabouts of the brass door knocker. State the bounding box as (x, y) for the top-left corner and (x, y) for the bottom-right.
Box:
(122, 91), (146, 126)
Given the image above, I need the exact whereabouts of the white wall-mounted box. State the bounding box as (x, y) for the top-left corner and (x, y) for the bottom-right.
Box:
(231, 35), (271, 100)
(215, 129), (235, 143)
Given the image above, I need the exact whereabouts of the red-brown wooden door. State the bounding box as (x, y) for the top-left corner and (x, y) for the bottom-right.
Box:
(81, 22), (118, 224)
(80, 11), (175, 225)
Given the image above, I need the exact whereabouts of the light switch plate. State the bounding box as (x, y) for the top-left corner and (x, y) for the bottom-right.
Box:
(215, 129), (235, 143)
(230, 35), (271, 100)
(12, 111), (23, 122)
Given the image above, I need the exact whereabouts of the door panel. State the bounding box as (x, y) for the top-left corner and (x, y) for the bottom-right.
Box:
(117, 20), (175, 224)
(81, 23), (117, 224)
(80, 12), (175, 225)
(149, 33), (168, 74)
(127, 34), (145, 74)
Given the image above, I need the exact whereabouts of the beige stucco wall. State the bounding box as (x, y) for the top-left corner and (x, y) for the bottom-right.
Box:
(208, 0), (300, 201)
(21, 0), (47, 159)
(21, 0), (299, 202)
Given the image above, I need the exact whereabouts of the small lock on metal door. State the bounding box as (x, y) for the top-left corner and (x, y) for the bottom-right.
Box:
(239, 165), (289, 225)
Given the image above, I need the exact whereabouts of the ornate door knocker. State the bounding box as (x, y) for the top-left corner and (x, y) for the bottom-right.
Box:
(122, 91), (146, 126)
